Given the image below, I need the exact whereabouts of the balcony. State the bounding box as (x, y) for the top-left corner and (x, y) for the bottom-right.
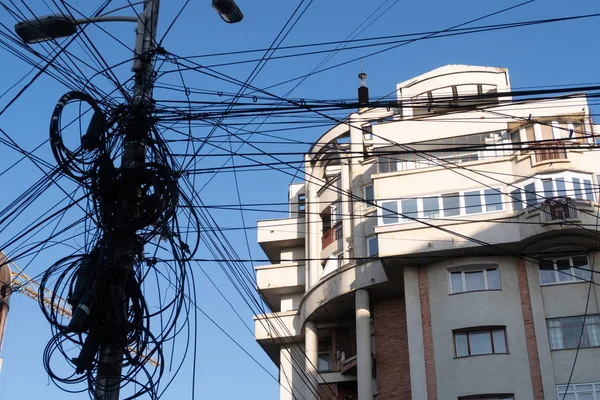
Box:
(255, 262), (305, 306)
(257, 217), (305, 262)
(254, 310), (300, 342)
(541, 197), (578, 222)
(534, 142), (567, 163)
(322, 222), (342, 250)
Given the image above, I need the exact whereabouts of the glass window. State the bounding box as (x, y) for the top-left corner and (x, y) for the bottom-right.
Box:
(573, 178), (583, 199)
(450, 272), (463, 293)
(465, 271), (485, 291)
(364, 184), (374, 205)
(557, 382), (600, 400)
(543, 179), (554, 198)
(381, 201), (398, 224)
(584, 179), (594, 201)
(454, 328), (507, 357)
(511, 189), (523, 212)
(539, 255), (591, 285)
(423, 196), (440, 219)
(524, 182), (537, 207)
(449, 268), (501, 294)
(556, 178), (567, 197)
(487, 268), (501, 289)
(401, 199), (419, 221)
(547, 315), (600, 350)
(493, 329), (507, 353)
(367, 236), (378, 257)
(469, 331), (493, 355)
(455, 333), (469, 357)
(464, 190), (482, 214)
(442, 193), (460, 217)
(317, 334), (332, 371)
(484, 188), (503, 212)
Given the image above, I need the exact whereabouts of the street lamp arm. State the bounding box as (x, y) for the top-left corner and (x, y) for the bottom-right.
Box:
(74, 16), (139, 25)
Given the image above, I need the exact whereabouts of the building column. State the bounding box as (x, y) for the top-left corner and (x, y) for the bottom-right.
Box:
(305, 321), (319, 400)
(356, 289), (373, 400)
(306, 166), (320, 288)
(349, 114), (367, 259)
(341, 161), (352, 262)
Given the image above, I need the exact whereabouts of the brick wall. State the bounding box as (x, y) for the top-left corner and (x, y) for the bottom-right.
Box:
(373, 297), (412, 400)
(516, 259), (544, 400)
(418, 267), (437, 400)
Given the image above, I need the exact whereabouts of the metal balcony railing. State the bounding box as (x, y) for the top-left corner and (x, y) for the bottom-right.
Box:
(321, 222), (342, 250)
(541, 197), (578, 222)
(535, 142), (567, 163)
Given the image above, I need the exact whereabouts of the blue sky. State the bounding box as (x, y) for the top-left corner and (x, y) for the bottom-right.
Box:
(0, 0), (599, 399)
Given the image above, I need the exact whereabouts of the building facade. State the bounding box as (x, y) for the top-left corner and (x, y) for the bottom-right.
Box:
(254, 65), (600, 400)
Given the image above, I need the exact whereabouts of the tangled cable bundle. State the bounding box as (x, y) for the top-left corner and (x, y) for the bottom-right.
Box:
(39, 91), (195, 399)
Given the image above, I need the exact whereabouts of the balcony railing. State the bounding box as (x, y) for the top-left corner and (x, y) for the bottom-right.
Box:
(541, 197), (578, 222)
(535, 142), (567, 163)
(322, 222), (342, 250)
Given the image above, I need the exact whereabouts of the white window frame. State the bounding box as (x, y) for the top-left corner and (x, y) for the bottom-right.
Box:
(557, 381), (600, 400)
(376, 186), (505, 226)
(510, 172), (596, 211)
(364, 184), (375, 206)
(367, 236), (378, 257)
(538, 254), (591, 286)
(448, 266), (501, 294)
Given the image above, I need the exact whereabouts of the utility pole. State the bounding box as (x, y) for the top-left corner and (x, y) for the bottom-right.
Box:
(95, 1), (159, 399)
(13, 2), (244, 398)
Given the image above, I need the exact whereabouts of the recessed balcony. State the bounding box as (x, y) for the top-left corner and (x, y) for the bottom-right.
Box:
(257, 217), (305, 262)
(322, 222), (342, 250)
(255, 262), (305, 306)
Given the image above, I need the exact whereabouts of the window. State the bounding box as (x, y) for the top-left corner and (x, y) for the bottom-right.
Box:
(318, 332), (333, 371)
(454, 327), (507, 357)
(584, 179), (594, 201)
(573, 178), (583, 199)
(401, 198), (419, 221)
(450, 267), (501, 294)
(459, 396), (513, 400)
(367, 236), (378, 257)
(297, 194), (306, 218)
(543, 179), (554, 198)
(538, 255), (591, 285)
(524, 182), (537, 207)
(556, 178), (567, 197)
(423, 196), (441, 219)
(381, 201), (398, 224)
(378, 155), (398, 174)
(442, 193), (461, 217)
(464, 190), (482, 214)
(377, 187), (504, 226)
(364, 184), (374, 206)
(547, 315), (600, 350)
(557, 382), (600, 400)
(484, 188), (503, 212)
(511, 189), (523, 212)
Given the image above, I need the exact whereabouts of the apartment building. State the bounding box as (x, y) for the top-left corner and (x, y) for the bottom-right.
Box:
(254, 65), (600, 400)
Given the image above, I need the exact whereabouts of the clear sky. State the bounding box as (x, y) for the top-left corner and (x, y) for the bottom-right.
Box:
(0, 0), (599, 399)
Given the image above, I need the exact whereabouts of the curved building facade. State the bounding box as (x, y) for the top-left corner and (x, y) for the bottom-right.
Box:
(254, 65), (600, 400)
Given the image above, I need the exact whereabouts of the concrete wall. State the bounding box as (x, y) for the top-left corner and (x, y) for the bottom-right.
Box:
(427, 256), (534, 399)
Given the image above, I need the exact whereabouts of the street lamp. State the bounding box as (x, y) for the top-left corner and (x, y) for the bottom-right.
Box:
(212, 0), (244, 23)
(14, 15), (138, 44)
(14, 0), (243, 44)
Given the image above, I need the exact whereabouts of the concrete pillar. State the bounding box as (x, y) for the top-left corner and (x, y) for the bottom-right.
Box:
(305, 321), (319, 400)
(306, 159), (320, 288)
(340, 161), (352, 262)
(349, 114), (367, 260)
(355, 289), (373, 400)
